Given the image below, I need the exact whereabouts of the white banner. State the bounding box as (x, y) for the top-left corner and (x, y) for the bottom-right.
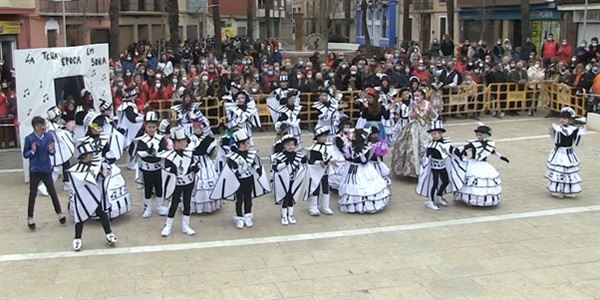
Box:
(15, 44), (111, 181)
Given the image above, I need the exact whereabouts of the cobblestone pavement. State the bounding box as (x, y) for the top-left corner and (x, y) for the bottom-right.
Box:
(1, 116), (599, 299)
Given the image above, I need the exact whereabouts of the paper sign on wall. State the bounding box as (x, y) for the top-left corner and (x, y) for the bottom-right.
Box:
(14, 44), (112, 181)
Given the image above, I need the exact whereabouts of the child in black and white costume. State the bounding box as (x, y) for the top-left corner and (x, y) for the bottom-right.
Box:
(546, 107), (585, 198)
(329, 116), (352, 191)
(271, 134), (307, 225)
(391, 88), (412, 142)
(99, 100), (126, 161)
(38, 106), (75, 195)
(159, 126), (198, 237)
(313, 87), (340, 137)
(135, 111), (169, 218)
(306, 127), (336, 216)
(72, 112), (133, 219)
(190, 118), (223, 213)
(159, 127), (198, 237)
(375, 74), (398, 141)
(210, 129), (270, 229)
(416, 121), (466, 210)
(367, 126), (392, 188)
(115, 91), (144, 170)
(454, 124), (509, 206)
(224, 91), (262, 144)
(273, 91), (303, 146)
(68, 139), (117, 251)
(338, 128), (391, 214)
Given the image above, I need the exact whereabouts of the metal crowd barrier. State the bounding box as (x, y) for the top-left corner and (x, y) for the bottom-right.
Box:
(148, 81), (590, 131)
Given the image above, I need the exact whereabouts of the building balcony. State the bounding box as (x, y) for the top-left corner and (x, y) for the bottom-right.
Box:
(0, 0), (35, 10)
(38, 0), (109, 16)
(120, 0), (165, 15)
(412, 0), (433, 11)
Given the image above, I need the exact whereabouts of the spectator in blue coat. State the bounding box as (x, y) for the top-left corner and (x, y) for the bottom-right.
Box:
(23, 116), (66, 230)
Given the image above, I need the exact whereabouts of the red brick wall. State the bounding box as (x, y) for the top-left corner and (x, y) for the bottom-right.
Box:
(220, 0), (251, 16)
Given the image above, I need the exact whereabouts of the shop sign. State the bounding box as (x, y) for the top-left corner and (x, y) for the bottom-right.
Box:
(0, 21), (21, 35)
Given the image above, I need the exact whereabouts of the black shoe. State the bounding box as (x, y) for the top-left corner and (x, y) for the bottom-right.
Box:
(59, 216), (66, 225)
(27, 218), (36, 230)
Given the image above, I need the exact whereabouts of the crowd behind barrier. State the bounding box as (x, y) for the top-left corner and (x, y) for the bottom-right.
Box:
(145, 80), (590, 131)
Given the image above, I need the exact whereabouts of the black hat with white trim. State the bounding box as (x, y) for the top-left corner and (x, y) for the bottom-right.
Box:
(170, 126), (188, 141)
(474, 124), (492, 136)
(313, 126), (331, 140)
(47, 106), (62, 120)
(99, 99), (112, 112)
(77, 140), (96, 158)
(559, 107), (575, 119)
(280, 133), (298, 145)
(427, 120), (446, 133)
(144, 111), (159, 123)
(232, 129), (251, 143)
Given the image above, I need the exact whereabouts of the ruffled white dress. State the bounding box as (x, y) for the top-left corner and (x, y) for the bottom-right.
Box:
(454, 140), (503, 207)
(339, 146), (391, 213)
(545, 124), (583, 196)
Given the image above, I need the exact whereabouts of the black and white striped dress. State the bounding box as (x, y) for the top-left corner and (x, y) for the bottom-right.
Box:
(454, 140), (503, 207)
(190, 134), (223, 213)
(546, 123), (583, 195)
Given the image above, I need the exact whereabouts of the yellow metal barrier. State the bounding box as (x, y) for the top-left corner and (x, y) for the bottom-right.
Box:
(146, 82), (591, 131)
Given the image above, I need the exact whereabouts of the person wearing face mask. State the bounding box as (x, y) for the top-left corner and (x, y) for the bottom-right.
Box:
(121, 53), (136, 74)
(0, 80), (13, 118)
(493, 39), (504, 62)
(148, 77), (174, 101)
(575, 40), (592, 66)
(429, 39), (441, 58)
(527, 60), (545, 116)
(261, 66), (279, 94)
(440, 62), (461, 88)
(541, 34), (559, 68)
(190, 75), (208, 99)
(520, 37), (537, 61)
(589, 37), (599, 60)
(557, 39), (574, 63)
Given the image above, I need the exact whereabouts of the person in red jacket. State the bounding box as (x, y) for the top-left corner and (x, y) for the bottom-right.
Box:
(541, 34), (559, 68)
(557, 39), (573, 63)
(412, 61), (430, 84)
(148, 80), (173, 102)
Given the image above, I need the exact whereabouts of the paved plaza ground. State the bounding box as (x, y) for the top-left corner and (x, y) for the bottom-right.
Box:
(0, 115), (599, 299)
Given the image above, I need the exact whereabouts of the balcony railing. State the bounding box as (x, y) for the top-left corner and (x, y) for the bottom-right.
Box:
(120, 0), (163, 12)
(413, 0), (433, 11)
(38, 0), (109, 15)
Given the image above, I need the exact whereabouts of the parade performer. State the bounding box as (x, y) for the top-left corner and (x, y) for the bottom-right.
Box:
(305, 127), (336, 216)
(23, 116), (67, 230)
(391, 88), (412, 142)
(73, 89), (94, 142)
(545, 107), (585, 198)
(271, 134), (307, 225)
(392, 89), (439, 178)
(415, 121), (465, 210)
(190, 119), (223, 214)
(171, 89), (209, 136)
(135, 111), (169, 218)
(329, 116), (352, 191)
(313, 87), (340, 137)
(224, 91), (261, 144)
(159, 126), (198, 237)
(210, 129), (270, 229)
(355, 87), (392, 140)
(99, 100), (126, 161)
(68, 139), (117, 251)
(338, 128), (391, 214)
(267, 75), (299, 112)
(376, 75), (398, 141)
(115, 88), (144, 148)
(454, 124), (509, 206)
(367, 127), (391, 187)
(71, 112), (132, 219)
(273, 90), (303, 145)
(38, 106), (75, 196)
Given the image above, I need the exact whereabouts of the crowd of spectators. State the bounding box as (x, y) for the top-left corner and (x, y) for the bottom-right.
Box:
(1, 34), (600, 139)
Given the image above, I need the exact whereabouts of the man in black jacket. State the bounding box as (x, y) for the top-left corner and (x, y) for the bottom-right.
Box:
(520, 37), (537, 61)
